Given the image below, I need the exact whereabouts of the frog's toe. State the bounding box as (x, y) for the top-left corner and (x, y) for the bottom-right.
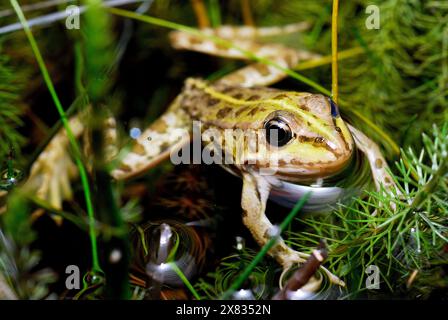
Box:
(279, 250), (346, 288)
(278, 248), (308, 269)
(281, 254), (307, 270)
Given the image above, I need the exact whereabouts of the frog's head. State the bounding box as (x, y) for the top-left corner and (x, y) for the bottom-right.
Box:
(239, 93), (354, 181)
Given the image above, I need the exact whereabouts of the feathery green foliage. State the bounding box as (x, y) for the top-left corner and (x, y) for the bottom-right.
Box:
(288, 122), (448, 297)
(0, 51), (24, 164)
(1, 191), (56, 299)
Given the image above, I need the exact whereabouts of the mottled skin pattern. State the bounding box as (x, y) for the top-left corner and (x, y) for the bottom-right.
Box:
(19, 24), (398, 286)
(111, 25), (398, 285)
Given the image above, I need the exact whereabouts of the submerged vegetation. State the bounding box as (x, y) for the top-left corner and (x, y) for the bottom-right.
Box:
(0, 0), (447, 300)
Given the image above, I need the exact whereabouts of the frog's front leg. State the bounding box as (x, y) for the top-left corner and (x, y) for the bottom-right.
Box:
(241, 172), (306, 266)
(241, 172), (345, 287)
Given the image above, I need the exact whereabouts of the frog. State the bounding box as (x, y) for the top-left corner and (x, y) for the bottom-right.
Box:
(20, 22), (398, 287)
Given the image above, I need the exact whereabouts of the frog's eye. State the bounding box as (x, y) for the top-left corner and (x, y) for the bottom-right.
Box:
(264, 118), (293, 147)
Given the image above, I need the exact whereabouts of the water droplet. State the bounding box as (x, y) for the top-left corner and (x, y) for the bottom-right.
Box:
(232, 289), (255, 300)
(311, 178), (324, 187)
(285, 288), (315, 300)
(268, 225), (281, 238)
(0, 168), (23, 190)
(145, 222), (197, 285)
(129, 127), (142, 139)
(109, 249), (122, 264)
(236, 236), (245, 251)
(159, 223), (173, 247)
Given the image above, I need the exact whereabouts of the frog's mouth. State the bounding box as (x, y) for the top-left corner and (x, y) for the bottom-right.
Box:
(266, 147), (371, 212)
(246, 146), (357, 184)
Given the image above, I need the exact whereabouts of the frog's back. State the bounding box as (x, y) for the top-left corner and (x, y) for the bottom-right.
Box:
(179, 78), (314, 131)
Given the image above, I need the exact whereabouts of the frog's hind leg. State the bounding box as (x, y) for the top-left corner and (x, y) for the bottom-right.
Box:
(111, 96), (192, 181)
(209, 23), (310, 40)
(169, 24), (318, 87)
(170, 23), (310, 48)
(16, 115), (86, 214)
(215, 44), (318, 88)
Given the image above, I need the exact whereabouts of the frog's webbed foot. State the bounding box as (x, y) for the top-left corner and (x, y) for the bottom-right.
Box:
(169, 24), (320, 88)
(348, 124), (401, 212)
(24, 116), (84, 209)
(241, 173), (345, 287)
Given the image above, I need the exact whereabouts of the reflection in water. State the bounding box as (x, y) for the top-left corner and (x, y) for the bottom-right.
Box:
(280, 267), (344, 300)
(144, 221), (205, 286)
(268, 148), (372, 213)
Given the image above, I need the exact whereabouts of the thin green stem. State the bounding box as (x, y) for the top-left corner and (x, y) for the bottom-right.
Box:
(208, 0), (221, 27)
(10, 0), (101, 272)
(331, 0), (339, 103)
(169, 262), (201, 300)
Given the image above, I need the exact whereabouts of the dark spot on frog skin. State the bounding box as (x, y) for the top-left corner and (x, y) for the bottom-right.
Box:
(314, 137), (325, 144)
(152, 120), (168, 133)
(248, 107), (260, 116)
(208, 98), (220, 106)
(247, 95), (261, 101)
(159, 142), (172, 153)
(273, 94), (289, 100)
(119, 163), (133, 173)
(256, 64), (271, 76)
(298, 135), (313, 143)
(263, 229), (271, 240)
(189, 36), (203, 45)
(236, 106), (250, 117)
(375, 158), (383, 168)
(221, 87), (234, 94)
(232, 93), (243, 99)
(133, 143), (147, 156)
(217, 107), (232, 118)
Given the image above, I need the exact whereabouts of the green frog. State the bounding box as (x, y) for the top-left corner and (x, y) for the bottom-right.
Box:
(23, 23), (398, 286)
